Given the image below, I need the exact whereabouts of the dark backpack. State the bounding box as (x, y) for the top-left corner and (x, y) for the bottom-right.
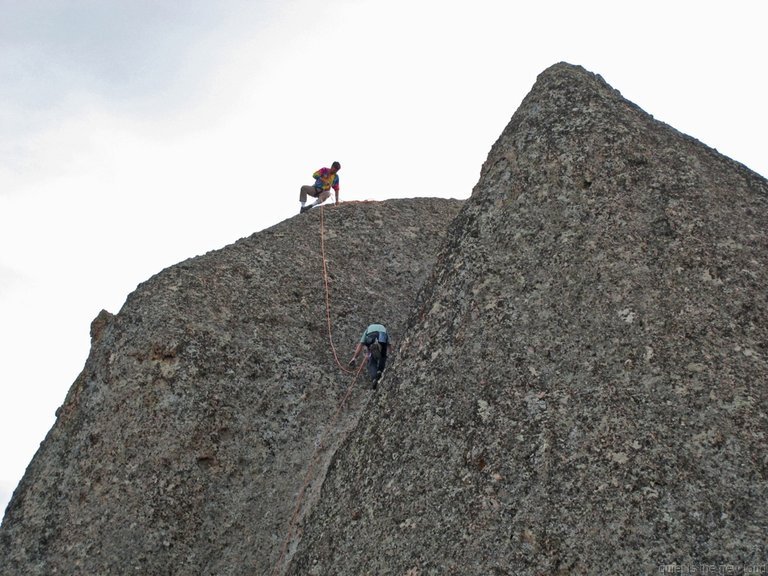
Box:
(369, 338), (382, 362)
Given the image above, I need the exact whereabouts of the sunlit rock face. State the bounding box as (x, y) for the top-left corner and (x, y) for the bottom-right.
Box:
(288, 63), (768, 575)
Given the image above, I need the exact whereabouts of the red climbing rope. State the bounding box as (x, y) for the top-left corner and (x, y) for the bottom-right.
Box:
(320, 204), (355, 374)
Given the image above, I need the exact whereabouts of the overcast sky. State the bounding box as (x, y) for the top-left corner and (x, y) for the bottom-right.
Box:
(1, 0), (766, 517)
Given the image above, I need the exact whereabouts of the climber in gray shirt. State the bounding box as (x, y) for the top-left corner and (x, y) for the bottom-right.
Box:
(348, 323), (389, 388)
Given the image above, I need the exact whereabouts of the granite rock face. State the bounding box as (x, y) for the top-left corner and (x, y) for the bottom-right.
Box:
(0, 198), (462, 575)
(288, 64), (768, 574)
(3, 62), (768, 576)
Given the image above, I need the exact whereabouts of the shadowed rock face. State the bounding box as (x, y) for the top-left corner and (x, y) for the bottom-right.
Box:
(0, 198), (462, 576)
(288, 64), (768, 574)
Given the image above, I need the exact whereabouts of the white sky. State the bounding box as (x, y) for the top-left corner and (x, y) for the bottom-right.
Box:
(1, 0), (766, 517)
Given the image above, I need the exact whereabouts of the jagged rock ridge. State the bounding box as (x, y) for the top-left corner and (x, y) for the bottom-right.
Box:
(288, 63), (768, 574)
(0, 198), (463, 575)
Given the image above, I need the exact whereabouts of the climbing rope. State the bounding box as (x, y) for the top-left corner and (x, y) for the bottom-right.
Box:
(320, 204), (355, 374)
(268, 204), (367, 576)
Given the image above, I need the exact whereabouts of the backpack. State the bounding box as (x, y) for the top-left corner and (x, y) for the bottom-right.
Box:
(369, 338), (382, 362)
